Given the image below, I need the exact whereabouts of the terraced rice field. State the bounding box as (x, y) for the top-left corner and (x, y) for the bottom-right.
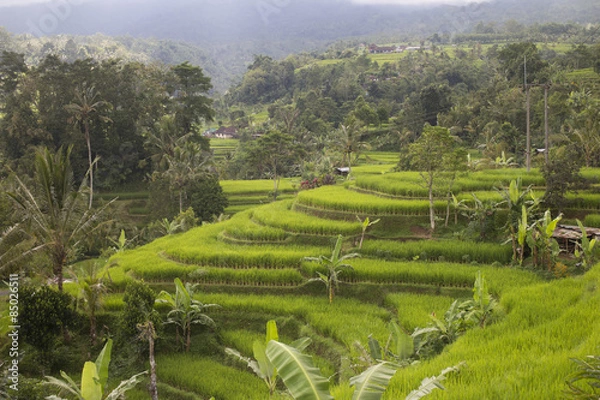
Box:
(104, 160), (600, 399)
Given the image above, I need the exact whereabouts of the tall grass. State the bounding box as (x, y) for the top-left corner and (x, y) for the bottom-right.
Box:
(202, 293), (391, 349)
(297, 185), (445, 216)
(385, 266), (600, 399)
(251, 200), (362, 236)
(221, 210), (289, 242)
(385, 293), (455, 331)
(111, 221), (328, 274)
(157, 355), (270, 400)
(360, 239), (513, 264)
(583, 214), (600, 228)
(221, 179), (296, 195)
(303, 259), (539, 294)
(195, 267), (304, 286)
(566, 192), (600, 210)
(352, 169), (545, 198)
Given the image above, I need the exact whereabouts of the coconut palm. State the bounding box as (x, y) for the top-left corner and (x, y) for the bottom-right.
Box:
(305, 235), (360, 304)
(137, 321), (159, 400)
(65, 84), (112, 208)
(337, 122), (370, 177)
(7, 146), (111, 291)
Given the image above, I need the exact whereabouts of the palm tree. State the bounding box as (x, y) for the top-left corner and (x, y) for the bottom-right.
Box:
(337, 122), (370, 177)
(137, 321), (159, 400)
(68, 261), (109, 346)
(304, 235), (360, 304)
(156, 278), (220, 352)
(162, 142), (212, 213)
(65, 84), (112, 208)
(7, 146), (111, 291)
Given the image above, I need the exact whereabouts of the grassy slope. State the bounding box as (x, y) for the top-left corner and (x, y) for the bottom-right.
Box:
(106, 162), (600, 399)
(386, 266), (600, 399)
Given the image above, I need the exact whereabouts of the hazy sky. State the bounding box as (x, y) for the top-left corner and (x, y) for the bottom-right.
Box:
(352, 0), (489, 4)
(0, 0), (489, 7)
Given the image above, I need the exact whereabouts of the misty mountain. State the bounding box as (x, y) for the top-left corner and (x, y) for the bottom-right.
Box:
(2, 0), (598, 44)
(0, 0), (598, 92)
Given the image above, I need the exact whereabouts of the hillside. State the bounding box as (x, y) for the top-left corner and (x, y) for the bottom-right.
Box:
(1, 0), (600, 91)
(99, 163), (600, 399)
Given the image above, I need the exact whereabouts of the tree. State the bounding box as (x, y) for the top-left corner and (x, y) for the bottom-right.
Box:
(68, 261), (109, 346)
(170, 62), (214, 134)
(542, 145), (586, 213)
(336, 122), (370, 177)
(304, 235), (360, 304)
(7, 146), (110, 291)
(497, 42), (548, 83)
(65, 84), (112, 208)
(562, 90), (600, 168)
(574, 220), (598, 271)
(156, 278), (220, 352)
(527, 210), (562, 270)
(137, 321), (159, 400)
(118, 280), (161, 341)
(245, 130), (304, 200)
(407, 125), (462, 232)
(162, 142), (213, 213)
(44, 339), (146, 400)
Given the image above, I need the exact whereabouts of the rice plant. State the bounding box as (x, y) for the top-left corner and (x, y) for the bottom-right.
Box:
(157, 355), (271, 400)
(383, 266), (600, 399)
(297, 186), (445, 216)
(584, 214), (600, 228)
(359, 239), (513, 264)
(251, 200), (362, 236)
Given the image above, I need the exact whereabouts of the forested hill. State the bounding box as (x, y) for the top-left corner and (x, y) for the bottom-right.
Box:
(1, 0), (600, 92)
(0, 30), (236, 92)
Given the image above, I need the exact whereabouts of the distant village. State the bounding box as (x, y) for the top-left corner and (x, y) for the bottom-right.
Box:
(367, 43), (425, 54)
(204, 126), (265, 140)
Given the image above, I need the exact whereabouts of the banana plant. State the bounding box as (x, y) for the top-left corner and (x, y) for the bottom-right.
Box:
(356, 216), (380, 249)
(517, 205), (529, 265)
(265, 339), (401, 400)
(461, 271), (498, 329)
(45, 339), (146, 400)
(305, 235), (360, 304)
(405, 363), (465, 400)
(575, 219), (598, 270)
(355, 322), (414, 368)
(225, 320), (311, 396)
(107, 229), (129, 253)
(156, 278), (220, 352)
(528, 210), (562, 270)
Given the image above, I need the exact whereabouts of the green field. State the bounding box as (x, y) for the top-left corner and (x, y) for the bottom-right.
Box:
(15, 156), (600, 400)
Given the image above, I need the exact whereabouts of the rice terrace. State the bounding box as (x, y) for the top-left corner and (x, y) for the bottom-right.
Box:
(1, 1), (600, 399)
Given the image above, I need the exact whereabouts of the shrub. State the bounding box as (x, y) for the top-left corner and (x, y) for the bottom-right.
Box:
(19, 286), (77, 354)
(119, 280), (161, 340)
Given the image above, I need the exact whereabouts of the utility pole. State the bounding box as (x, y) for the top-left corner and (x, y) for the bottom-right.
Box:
(544, 84), (549, 165)
(524, 55), (531, 172)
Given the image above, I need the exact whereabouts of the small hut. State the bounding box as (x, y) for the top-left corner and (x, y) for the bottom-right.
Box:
(552, 224), (600, 253)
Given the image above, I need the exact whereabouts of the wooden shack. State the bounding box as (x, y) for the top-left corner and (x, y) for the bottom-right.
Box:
(552, 224), (600, 253)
